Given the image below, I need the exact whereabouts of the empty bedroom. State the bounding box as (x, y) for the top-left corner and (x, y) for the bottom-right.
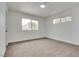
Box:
(1, 2), (79, 57)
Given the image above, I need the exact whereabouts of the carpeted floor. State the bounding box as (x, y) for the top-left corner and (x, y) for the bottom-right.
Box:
(4, 38), (79, 57)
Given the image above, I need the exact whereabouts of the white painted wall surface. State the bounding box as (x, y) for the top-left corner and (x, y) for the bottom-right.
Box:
(7, 10), (45, 43)
(46, 6), (79, 45)
(0, 3), (7, 56)
(7, 6), (79, 46)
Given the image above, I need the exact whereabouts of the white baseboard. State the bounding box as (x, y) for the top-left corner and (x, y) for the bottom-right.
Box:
(7, 36), (46, 44)
(7, 36), (79, 46)
(47, 36), (79, 46)
(0, 47), (6, 57)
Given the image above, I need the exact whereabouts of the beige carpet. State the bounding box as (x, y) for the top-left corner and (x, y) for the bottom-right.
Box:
(4, 38), (79, 57)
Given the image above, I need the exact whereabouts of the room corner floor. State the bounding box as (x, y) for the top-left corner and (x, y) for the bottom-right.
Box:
(4, 38), (79, 57)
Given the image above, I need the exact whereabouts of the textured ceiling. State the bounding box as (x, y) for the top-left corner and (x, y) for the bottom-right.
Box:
(7, 2), (79, 18)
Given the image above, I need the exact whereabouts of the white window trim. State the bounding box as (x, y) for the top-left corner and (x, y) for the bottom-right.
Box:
(22, 18), (39, 31)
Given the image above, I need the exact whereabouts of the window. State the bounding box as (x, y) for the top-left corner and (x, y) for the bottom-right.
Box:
(32, 20), (38, 30)
(65, 16), (72, 22)
(61, 17), (66, 22)
(61, 16), (72, 22)
(22, 18), (38, 31)
(53, 18), (60, 24)
(53, 16), (72, 24)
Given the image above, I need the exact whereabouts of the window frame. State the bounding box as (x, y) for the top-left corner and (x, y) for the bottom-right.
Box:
(21, 18), (39, 31)
(53, 15), (72, 24)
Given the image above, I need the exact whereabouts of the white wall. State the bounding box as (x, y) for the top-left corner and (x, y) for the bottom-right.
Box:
(0, 3), (7, 56)
(7, 5), (79, 46)
(46, 6), (79, 45)
(7, 10), (45, 43)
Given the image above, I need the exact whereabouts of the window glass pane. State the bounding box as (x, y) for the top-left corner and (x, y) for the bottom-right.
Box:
(32, 20), (38, 30)
(56, 18), (60, 23)
(61, 17), (66, 22)
(53, 18), (60, 24)
(22, 18), (31, 31)
(53, 20), (56, 24)
(66, 16), (72, 22)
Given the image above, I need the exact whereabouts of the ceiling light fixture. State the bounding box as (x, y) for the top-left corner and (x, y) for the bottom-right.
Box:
(40, 2), (47, 8)
(40, 4), (46, 8)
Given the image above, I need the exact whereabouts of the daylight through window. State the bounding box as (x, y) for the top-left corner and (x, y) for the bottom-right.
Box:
(22, 18), (38, 31)
(53, 16), (72, 24)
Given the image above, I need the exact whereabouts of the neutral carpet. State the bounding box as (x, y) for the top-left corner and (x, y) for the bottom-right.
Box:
(4, 39), (79, 57)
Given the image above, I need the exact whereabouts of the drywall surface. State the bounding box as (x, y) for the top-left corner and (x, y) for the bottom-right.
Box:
(7, 10), (45, 43)
(7, 6), (79, 45)
(0, 3), (7, 56)
(46, 6), (79, 45)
